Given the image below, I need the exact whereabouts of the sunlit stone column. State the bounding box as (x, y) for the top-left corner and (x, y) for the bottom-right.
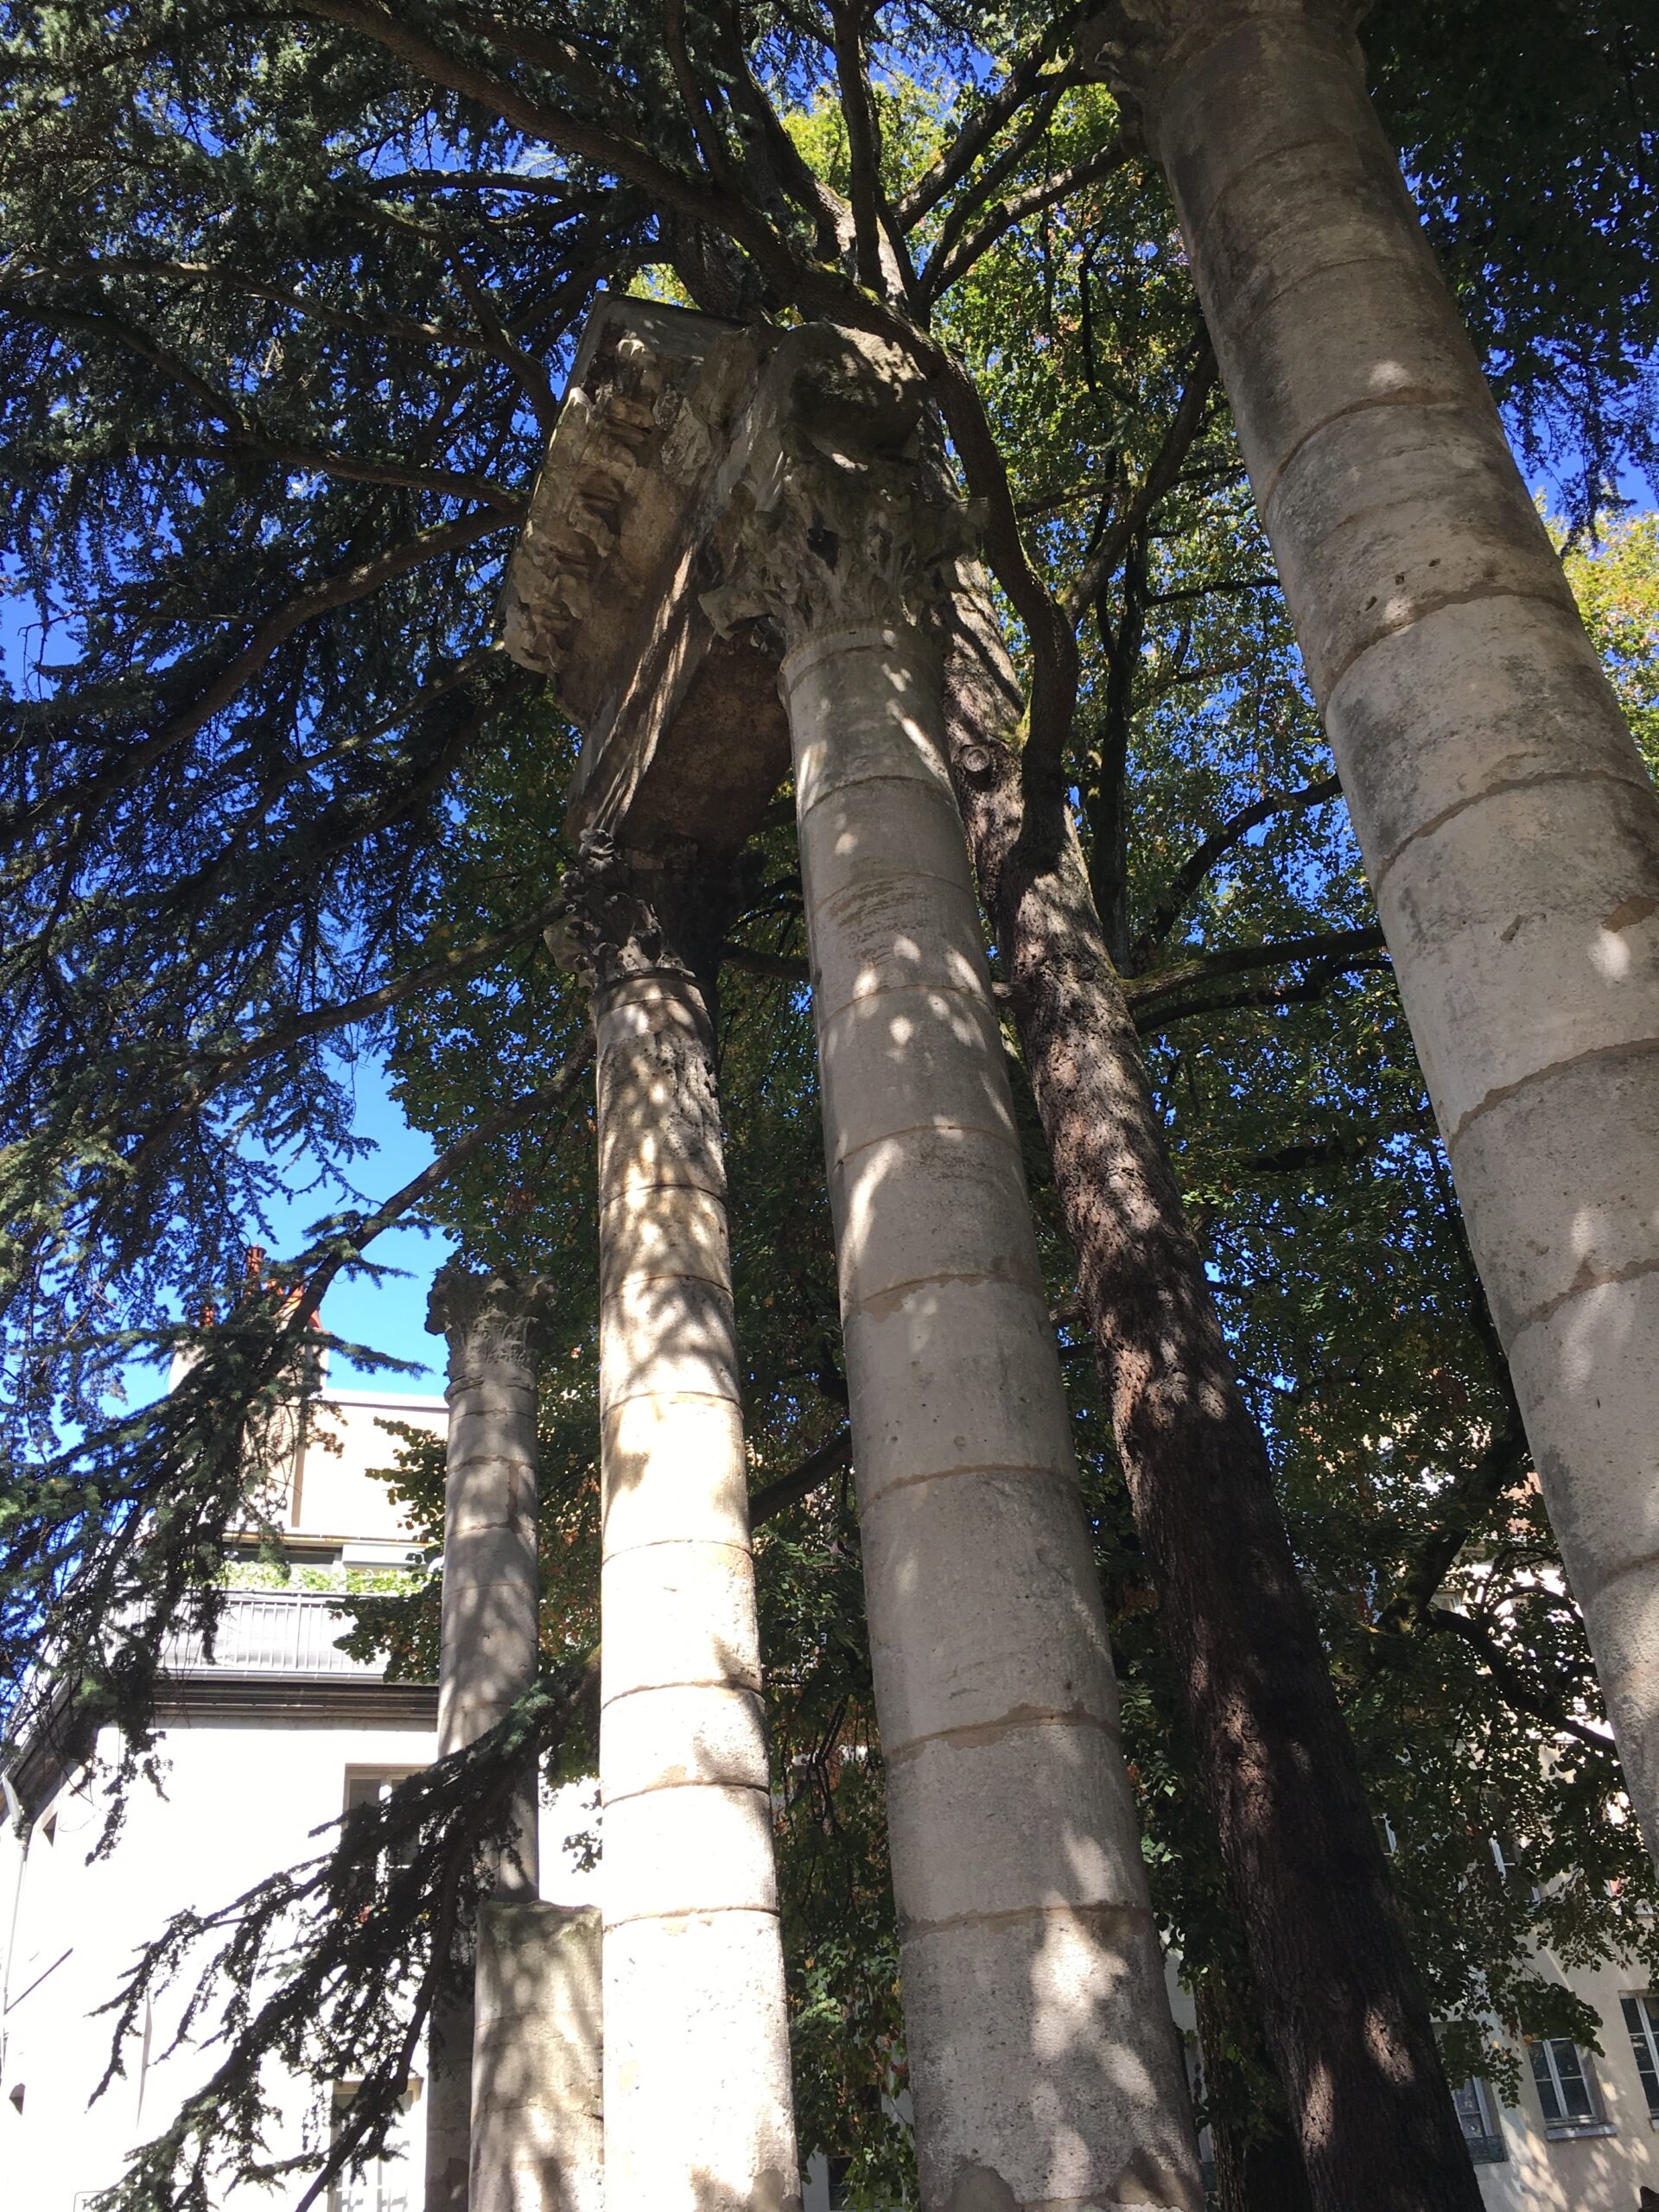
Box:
(1080, 0), (1659, 1858)
(569, 842), (801, 2212)
(471, 1900), (604, 2212)
(425, 1267), (548, 2212)
(726, 344), (1200, 2212)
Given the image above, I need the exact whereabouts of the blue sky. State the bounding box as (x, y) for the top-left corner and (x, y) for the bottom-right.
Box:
(250, 1064), (454, 1389)
(3, 388), (1650, 1409)
(0, 593), (452, 1397)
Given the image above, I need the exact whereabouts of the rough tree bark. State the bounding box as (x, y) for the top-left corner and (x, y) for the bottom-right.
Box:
(1083, 0), (1659, 1855)
(1192, 1974), (1316, 2212)
(933, 575), (1483, 2212)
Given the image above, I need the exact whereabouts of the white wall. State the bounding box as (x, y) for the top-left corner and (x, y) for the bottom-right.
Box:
(0, 1393), (599, 2212)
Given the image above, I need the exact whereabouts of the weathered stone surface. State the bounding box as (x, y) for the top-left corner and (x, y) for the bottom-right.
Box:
(858, 1465), (1117, 1749)
(1111, 0), (1659, 1871)
(501, 299), (790, 865)
(504, 299), (1199, 2211)
(785, 609), (1199, 2208)
(426, 1269), (554, 2209)
(470, 1902), (603, 2212)
(589, 885), (798, 2212)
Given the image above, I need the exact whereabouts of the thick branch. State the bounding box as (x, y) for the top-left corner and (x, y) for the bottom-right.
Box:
(1422, 1608), (1616, 1756)
(1374, 1421), (1532, 1640)
(297, 0), (797, 287)
(289, 1041), (595, 1330)
(721, 943), (810, 985)
(832, 2), (887, 293)
(1125, 926), (1387, 1015)
(897, 15), (1086, 226)
(132, 435), (522, 515)
(1129, 775), (1344, 969)
(749, 1429), (852, 1528)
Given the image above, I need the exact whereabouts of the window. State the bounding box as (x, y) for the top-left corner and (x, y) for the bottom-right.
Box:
(1624, 1996), (1659, 2119)
(1451, 2075), (1506, 2164)
(1529, 2039), (1613, 2138)
(344, 1771), (416, 1869)
(327, 2088), (414, 2212)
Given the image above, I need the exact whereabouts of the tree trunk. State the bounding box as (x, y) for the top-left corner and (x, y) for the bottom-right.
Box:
(1084, 0), (1659, 1853)
(1192, 1973), (1316, 2212)
(934, 577), (1483, 2212)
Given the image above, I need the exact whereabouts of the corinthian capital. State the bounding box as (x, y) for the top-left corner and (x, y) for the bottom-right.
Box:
(428, 1265), (556, 1389)
(700, 324), (982, 653)
(1077, 0), (1362, 143)
(546, 833), (725, 1001)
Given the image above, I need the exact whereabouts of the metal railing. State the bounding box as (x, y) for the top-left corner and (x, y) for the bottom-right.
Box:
(161, 1592), (384, 1679)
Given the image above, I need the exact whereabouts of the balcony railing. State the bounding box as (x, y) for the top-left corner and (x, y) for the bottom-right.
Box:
(161, 1591), (389, 1679)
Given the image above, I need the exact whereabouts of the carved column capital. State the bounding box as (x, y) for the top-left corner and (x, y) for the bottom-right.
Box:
(702, 453), (981, 655)
(699, 323), (982, 654)
(1077, 0), (1362, 144)
(547, 833), (726, 1002)
(427, 1264), (555, 1390)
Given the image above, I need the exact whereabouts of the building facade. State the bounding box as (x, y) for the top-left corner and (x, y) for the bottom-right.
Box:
(5, 1383), (1656, 2210)
(0, 1384), (604, 2212)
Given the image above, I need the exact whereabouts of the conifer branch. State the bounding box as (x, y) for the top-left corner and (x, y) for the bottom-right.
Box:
(0, 512), (510, 857)
(88, 1661), (600, 2212)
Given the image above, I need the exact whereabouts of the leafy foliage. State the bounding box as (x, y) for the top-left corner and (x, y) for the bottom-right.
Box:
(0, 4), (1654, 2205)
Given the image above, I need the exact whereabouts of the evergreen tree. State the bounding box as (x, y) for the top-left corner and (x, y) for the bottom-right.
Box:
(1, 8), (1653, 2209)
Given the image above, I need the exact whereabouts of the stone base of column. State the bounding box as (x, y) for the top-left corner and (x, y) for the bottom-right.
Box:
(470, 1902), (604, 2212)
(425, 1979), (475, 2212)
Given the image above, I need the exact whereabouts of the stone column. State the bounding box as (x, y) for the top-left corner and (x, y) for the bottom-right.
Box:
(470, 1902), (604, 2212)
(566, 842), (801, 2212)
(426, 1268), (549, 2212)
(721, 364), (1200, 2212)
(1084, 0), (1659, 1851)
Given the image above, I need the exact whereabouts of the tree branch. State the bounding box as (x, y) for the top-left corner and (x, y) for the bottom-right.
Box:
(1128, 776), (1344, 969)
(832, 1), (891, 295)
(1125, 926), (1387, 1016)
(897, 15), (1087, 227)
(159, 885), (570, 1111)
(1374, 1421), (1532, 1641)
(1065, 343), (1217, 623)
(0, 512), (511, 855)
(1422, 1607), (1616, 1756)
(922, 137), (1131, 302)
(296, 0), (797, 287)
(721, 944), (810, 985)
(130, 435), (523, 515)
(749, 1429), (852, 1528)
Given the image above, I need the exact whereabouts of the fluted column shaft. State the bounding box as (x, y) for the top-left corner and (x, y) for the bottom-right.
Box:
(585, 854), (800, 2212)
(782, 616), (1200, 2212)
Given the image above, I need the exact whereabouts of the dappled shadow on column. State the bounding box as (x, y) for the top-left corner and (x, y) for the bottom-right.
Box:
(471, 1901), (603, 2212)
